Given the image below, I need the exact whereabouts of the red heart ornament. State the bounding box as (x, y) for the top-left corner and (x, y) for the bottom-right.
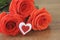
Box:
(19, 22), (32, 35)
(22, 26), (29, 32)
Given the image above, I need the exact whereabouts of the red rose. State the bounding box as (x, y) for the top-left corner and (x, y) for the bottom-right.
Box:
(9, 0), (36, 18)
(0, 12), (7, 20)
(0, 12), (7, 33)
(29, 0), (34, 2)
(27, 8), (52, 31)
(0, 14), (23, 36)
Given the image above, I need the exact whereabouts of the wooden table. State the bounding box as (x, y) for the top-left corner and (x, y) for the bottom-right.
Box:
(0, 0), (60, 40)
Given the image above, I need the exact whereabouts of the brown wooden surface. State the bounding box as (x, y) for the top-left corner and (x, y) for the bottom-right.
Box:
(0, 0), (60, 40)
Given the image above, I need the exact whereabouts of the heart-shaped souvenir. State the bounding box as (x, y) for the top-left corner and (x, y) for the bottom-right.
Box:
(19, 22), (32, 35)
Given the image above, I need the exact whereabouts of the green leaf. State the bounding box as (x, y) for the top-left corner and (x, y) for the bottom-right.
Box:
(0, 0), (11, 12)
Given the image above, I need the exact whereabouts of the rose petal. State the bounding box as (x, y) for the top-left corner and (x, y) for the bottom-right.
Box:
(9, 0), (36, 18)
(0, 13), (23, 36)
(27, 8), (52, 31)
(0, 12), (7, 33)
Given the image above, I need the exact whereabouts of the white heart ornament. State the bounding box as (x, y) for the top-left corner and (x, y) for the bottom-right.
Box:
(19, 22), (32, 35)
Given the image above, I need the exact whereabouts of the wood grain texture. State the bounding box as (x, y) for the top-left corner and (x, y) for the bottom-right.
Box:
(0, 0), (60, 40)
